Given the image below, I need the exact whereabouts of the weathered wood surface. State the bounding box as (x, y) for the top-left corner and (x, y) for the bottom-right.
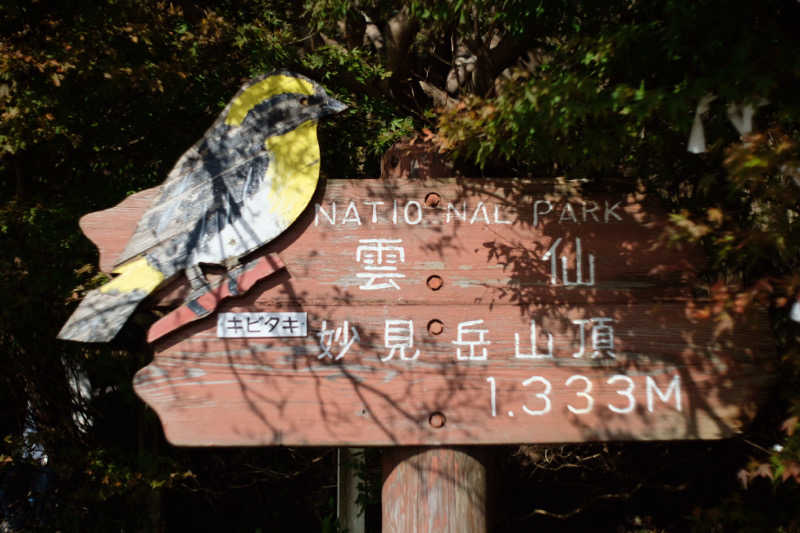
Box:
(382, 447), (487, 533)
(81, 187), (161, 273)
(82, 177), (773, 446)
(146, 254), (285, 342)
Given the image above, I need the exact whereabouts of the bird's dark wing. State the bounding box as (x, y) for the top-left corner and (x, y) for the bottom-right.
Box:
(117, 149), (271, 277)
(114, 92), (308, 268)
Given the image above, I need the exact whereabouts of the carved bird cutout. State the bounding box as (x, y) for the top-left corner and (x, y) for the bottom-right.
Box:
(58, 72), (346, 343)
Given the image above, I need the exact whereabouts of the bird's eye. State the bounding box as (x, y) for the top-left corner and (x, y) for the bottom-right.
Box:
(299, 97), (309, 106)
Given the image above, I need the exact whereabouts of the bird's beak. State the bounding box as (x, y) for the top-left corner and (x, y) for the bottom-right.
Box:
(322, 96), (347, 116)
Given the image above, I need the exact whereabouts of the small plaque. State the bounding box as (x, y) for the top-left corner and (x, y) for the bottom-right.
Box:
(217, 312), (307, 338)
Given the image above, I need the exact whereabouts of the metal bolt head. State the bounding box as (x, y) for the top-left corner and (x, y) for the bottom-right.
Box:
(426, 275), (443, 291)
(424, 192), (441, 207)
(429, 412), (446, 428)
(427, 319), (444, 335)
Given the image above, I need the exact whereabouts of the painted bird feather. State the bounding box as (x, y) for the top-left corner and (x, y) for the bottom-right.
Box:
(58, 72), (345, 342)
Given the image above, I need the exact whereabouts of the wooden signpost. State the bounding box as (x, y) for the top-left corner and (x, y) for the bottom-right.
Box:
(114, 176), (771, 447)
(76, 148), (773, 531)
(56, 69), (774, 529)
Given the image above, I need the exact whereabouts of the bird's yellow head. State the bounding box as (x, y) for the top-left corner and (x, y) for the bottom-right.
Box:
(224, 72), (346, 131)
(214, 72), (345, 227)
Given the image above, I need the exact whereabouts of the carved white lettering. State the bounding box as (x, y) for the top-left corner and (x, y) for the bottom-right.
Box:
(342, 200), (362, 225)
(447, 202), (467, 223)
(565, 375), (593, 415)
(646, 375), (682, 412)
(493, 204), (512, 224)
(363, 200), (384, 223)
(404, 201), (422, 225)
(533, 200), (553, 227)
(559, 202), (578, 223)
(604, 200), (623, 222)
(470, 202), (491, 224)
(522, 376), (552, 415)
(315, 202), (336, 226)
(582, 201), (600, 222)
(607, 375), (635, 414)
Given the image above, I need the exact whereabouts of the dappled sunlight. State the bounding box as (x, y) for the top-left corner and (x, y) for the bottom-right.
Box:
(128, 174), (774, 447)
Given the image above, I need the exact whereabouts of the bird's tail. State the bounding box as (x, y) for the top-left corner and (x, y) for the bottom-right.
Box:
(58, 256), (165, 343)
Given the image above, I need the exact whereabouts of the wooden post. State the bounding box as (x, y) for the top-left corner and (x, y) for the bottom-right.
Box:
(382, 447), (487, 533)
(338, 447), (366, 533)
(380, 144), (486, 533)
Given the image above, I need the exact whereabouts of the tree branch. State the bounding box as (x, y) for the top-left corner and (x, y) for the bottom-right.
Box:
(385, 6), (416, 79)
(418, 80), (459, 110)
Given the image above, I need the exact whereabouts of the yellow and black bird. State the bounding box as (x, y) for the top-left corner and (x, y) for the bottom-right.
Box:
(58, 71), (346, 342)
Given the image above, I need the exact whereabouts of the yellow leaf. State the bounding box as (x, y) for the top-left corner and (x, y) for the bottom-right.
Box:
(782, 416), (799, 436)
(707, 207), (723, 225)
(755, 463), (773, 479)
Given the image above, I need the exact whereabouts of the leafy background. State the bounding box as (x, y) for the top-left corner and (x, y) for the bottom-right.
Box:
(1, 0), (799, 530)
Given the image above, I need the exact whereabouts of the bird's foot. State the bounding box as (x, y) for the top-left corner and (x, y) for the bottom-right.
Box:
(186, 264), (209, 291)
(147, 254), (286, 343)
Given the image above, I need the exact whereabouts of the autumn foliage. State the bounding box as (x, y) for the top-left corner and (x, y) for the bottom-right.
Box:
(1, 0), (800, 531)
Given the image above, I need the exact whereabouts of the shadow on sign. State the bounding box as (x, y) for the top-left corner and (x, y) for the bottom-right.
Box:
(128, 176), (774, 446)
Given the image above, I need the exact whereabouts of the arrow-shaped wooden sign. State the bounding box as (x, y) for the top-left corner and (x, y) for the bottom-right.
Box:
(77, 175), (774, 446)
